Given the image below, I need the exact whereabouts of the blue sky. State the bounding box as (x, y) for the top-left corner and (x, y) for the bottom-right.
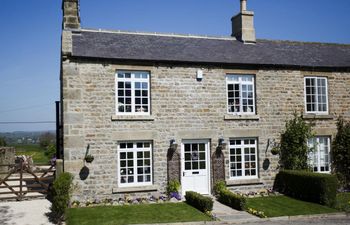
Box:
(0, 0), (349, 132)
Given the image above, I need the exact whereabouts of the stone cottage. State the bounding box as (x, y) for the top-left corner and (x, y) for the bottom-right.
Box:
(60, 0), (350, 201)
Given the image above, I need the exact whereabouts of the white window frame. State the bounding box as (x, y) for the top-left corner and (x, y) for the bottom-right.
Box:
(226, 74), (256, 115)
(229, 138), (258, 180)
(117, 141), (153, 187)
(308, 136), (331, 173)
(304, 76), (328, 115)
(115, 71), (150, 115)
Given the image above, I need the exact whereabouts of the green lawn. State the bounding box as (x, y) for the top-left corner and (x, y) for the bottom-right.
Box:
(66, 203), (212, 225)
(12, 144), (50, 164)
(246, 195), (339, 217)
(335, 192), (350, 212)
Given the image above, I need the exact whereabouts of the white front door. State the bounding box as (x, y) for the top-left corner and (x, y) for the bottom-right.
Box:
(181, 140), (210, 195)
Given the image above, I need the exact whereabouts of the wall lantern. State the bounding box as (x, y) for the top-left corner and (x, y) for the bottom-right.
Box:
(217, 137), (227, 150)
(169, 139), (178, 151)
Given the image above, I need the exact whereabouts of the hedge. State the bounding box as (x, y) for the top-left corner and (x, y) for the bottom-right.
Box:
(274, 170), (338, 207)
(185, 191), (213, 212)
(217, 189), (246, 210)
(50, 172), (74, 216)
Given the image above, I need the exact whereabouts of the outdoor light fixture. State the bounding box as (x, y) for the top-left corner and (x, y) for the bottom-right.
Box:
(218, 137), (227, 150)
(170, 139), (178, 151)
(196, 69), (203, 81)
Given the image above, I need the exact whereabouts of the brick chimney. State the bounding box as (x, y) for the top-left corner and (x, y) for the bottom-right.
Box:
(231, 0), (256, 43)
(62, 0), (80, 29)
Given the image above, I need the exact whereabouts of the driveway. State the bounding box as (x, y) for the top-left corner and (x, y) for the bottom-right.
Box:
(0, 199), (54, 225)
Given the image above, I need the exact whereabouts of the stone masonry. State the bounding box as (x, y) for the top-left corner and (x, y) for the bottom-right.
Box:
(60, 0), (350, 202)
(61, 52), (350, 201)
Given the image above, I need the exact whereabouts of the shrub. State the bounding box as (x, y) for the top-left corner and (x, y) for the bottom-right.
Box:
(332, 117), (350, 189)
(213, 180), (227, 196)
(185, 191), (213, 212)
(166, 180), (181, 195)
(217, 189), (246, 210)
(274, 170), (338, 207)
(51, 172), (74, 217)
(279, 113), (313, 170)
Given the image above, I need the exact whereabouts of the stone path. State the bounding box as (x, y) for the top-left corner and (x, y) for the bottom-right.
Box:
(0, 199), (54, 225)
(212, 199), (260, 223)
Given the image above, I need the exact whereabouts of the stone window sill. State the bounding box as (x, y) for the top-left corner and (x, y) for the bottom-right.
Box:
(112, 185), (158, 194)
(111, 115), (155, 121)
(303, 114), (334, 120)
(224, 114), (260, 121)
(226, 178), (262, 186)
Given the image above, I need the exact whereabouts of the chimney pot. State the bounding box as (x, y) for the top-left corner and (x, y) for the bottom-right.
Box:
(241, 0), (247, 12)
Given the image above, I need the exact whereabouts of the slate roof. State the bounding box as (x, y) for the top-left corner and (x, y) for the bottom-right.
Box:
(72, 29), (350, 69)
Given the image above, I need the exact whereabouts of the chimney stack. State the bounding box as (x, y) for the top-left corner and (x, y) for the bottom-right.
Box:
(62, 0), (80, 29)
(232, 0), (256, 43)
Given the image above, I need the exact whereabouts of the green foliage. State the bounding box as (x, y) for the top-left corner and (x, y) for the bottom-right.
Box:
(335, 193), (350, 212)
(185, 191), (213, 213)
(274, 170), (338, 207)
(14, 144), (50, 164)
(45, 143), (56, 158)
(280, 113), (313, 170)
(217, 189), (246, 210)
(166, 180), (181, 195)
(246, 207), (267, 218)
(39, 132), (55, 149)
(213, 180), (227, 196)
(246, 195), (338, 217)
(51, 172), (74, 216)
(66, 203), (212, 225)
(0, 137), (7, 146)
(332, 117), (350, 189)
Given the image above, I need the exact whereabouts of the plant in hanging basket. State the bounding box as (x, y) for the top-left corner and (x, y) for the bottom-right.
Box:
(84, 154), (94, 163)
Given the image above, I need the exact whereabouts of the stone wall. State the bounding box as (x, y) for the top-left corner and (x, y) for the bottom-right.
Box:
(61, 48), (350, 201)
(0, 147), (15, 178)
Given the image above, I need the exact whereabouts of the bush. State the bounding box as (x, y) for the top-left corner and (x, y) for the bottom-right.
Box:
(213, 180), (227, 196)
(185, 191), (213, 212)
(217, 189), (246, 210)
(274, 170), (338, 207)
(166, 180), (181, 195)
(332, 117), (350, 189)
(279, 113), (313, 170)
(51, 172), (74, 217)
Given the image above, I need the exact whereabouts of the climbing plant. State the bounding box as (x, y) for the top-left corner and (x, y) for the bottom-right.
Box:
(332, 117), (350, 189)
(279, 113), (314, 170)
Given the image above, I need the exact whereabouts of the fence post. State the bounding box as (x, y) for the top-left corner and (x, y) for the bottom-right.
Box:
(19, 160), (23, 201)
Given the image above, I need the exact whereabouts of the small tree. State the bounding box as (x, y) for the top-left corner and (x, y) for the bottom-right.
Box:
(332, 117), (350, 189)
(39, 132), (55, 149)
(280, 113), (313, 170)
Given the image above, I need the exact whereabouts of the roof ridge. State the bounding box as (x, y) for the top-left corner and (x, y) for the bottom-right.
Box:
(257, 38), (350, 47)
(79, 28), (236, 41)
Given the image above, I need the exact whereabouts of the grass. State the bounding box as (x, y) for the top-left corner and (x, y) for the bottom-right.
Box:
(11, 144), (50, 164)
(246, 195), (339, 217)
(335, 192), (350, 212)
(66, 203), (212, 225)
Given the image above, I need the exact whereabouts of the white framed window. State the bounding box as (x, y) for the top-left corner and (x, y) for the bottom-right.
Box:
(304, 77), (328, 114)
(118, 141), (152, 187)
(308, 136), (331, 173)
(226, 75), (255, 115)
(116, 71), (150, 115)
(229, 138), (258, 179)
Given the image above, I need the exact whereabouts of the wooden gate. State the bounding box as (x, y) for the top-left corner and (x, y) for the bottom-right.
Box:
(0, 160), (55, 201)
